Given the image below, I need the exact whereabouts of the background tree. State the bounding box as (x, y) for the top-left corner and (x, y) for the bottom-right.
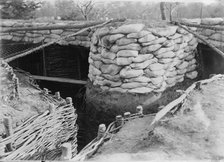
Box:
(0, 0), (42, 19)
(160, 2), (166, 20)
(75, 0), (94, 21)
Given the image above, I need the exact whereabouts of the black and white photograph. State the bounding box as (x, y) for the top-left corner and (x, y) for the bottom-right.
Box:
(0, 0), (224, 161)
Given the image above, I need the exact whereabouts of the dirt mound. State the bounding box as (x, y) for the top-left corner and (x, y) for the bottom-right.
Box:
(92, 78), (224, 160)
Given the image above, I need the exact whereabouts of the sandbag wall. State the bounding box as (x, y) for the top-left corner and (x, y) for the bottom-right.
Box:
(88, 23), (198, 94)
(182, 18), (224, 50)
(0, 19), (92, 47)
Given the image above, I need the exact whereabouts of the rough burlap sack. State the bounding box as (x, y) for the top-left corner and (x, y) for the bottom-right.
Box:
(201, 18), (224, 25)
(109, 34), (124, 43)
(151, 76), (164, 85)
(163, 40), (175, 47)
(88, 56), (93, 64)
(124, 76), (151, 83)
(128, 87), (153, 94)
(116, 38), (137, 46)
(177, 69), (187, 75)
(91, 53), (101, 61)
(165, 70), (177, 77)
(93, 60), (103, 69)
(121, 82), (147, 89)
(210, 33), (224, 41)
(110, 43), (141, 53)
(90, 44), (98, 53)
(141, 37), (167, 46)
(101, 49), (116, 60)
(140, 44), (162, 53)
(117, 50), (138, 57)
(117, 57), (133, 65)
(158, 58), (173, 64)
(156, 51), (176, 59)
(169, 33), (182, 39)
(173, 37), (183, 44)
(100, 35), (112, 49)
(102, 74), (121, 82)
(101, 58), (116, 64)
(186, 71), (198, 79)
(182, 33), (193, 43)
(166, 77), (176, 85)
(201, 29), (215, 36)
(151, 26), (177, 37)
(130, 59), (155, 69)
(153, 82), (167, 93)
(109, 87), (128, 93)
(173, 42), (188, 52)
(176, 27), (188, 34)
(132, 54), (154, 63)
(111, 24), (145, 34)
(154, 46), (174, 55)
(185, 53), (195, 61)
(188, 58), (196, 66)
(127, 30), (151, 39)
(187, 64), (197, 72)
(100, 64), (122, 75)
(145, 69), (165, 77)
(138, 34), (156, 43)
(188, 37), (197, 46)
(89, 65), (101, 75)
(148, 63), (164, 71)
(176, 61), (189, 69)
(120, 67), (144, 78)
(101, 79), (122, 87)
(95, 27), (110, 37)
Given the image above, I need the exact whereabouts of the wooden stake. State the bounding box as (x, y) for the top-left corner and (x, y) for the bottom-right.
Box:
(3, 117), (14, 151)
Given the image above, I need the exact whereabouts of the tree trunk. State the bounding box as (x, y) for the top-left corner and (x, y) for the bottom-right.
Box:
(160, 2), (166, 20)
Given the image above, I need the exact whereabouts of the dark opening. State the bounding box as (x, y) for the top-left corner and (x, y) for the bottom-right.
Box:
(5, 42), (90, 151)
(197, 43), (224, 79)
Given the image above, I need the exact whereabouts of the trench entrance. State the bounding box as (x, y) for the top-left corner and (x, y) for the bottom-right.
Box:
(5, 41), (90, 151)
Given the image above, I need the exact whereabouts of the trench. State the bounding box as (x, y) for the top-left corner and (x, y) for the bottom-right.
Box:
(2, 40), (224, 153)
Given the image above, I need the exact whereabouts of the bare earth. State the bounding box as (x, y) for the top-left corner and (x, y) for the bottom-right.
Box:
(92, 78), (224, 161)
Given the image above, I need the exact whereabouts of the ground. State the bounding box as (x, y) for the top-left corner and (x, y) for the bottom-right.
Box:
(92, 77), (224, 161)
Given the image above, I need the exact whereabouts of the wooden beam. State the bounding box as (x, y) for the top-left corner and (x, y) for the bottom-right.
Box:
(1, 19), (126, 33)
(31, 75), (87, 85)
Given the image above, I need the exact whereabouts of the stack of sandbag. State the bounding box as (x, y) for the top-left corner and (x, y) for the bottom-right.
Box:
(88, 23), (198, 94)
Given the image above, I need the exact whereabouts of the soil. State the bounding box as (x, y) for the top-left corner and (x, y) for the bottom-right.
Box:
(92, 77), (224, 161)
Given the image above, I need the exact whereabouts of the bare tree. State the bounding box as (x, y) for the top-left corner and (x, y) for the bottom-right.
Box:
(160, 2), (166, 20)
(165, 2), (180, 21)
(75, 0), (94, 21)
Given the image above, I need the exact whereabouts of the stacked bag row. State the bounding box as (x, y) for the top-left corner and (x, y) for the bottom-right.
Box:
(88, 23), (198, 94)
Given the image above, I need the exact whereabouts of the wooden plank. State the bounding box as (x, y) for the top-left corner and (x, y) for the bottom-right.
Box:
(1, 19), (126, 33)
(31, 75), (87, 85)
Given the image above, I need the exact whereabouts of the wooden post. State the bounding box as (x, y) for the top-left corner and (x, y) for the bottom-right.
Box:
(14, 77), (19, 98)
(55, 91), (61, 100)
(97, 124), (106, 140)
(136, 105), (144, 117)
(66, 97), (72, 105)
(124, 112), (131, 119)
(3, 117), (14, 151)
(61, 142), (72, 160)
(42, 41), (47, 76)
(115, 115), (124, 128)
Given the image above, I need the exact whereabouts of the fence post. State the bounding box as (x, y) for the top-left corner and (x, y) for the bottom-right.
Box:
(61, 142), (72, 160)
(115, 115), (124, 128)
(97, 124), (106, 140)
(3, 117), (14, 151)
(55, 91), (61, 100)
(66, 97), (72, 105)
(124, 112), (131, 120)
(136, 105), (144, 117)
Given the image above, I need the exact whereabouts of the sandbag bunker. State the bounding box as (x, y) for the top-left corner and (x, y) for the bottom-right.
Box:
(88, 23), (198, 94)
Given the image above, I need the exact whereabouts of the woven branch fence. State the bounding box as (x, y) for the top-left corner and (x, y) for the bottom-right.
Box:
(0, 60), (78, 160)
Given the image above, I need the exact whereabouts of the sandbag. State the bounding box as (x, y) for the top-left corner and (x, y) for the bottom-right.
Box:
(100, 35), (112, 49)
(128, 87), (153, 94)
(210, 33), (224, 41)
(101, 79), (122, 87)
(101, 49), (116, 60)
(177, 61), (189, 69)
(132, 54), (154, 63)
(165, 70), (177, 77)
(185, 53), (195, 61)
(109, 87), (127, 93)
(151, 77), (164, 85)
(88, 57), (93, 64)
(151, 26), (177, 37)
(166, 77), (176, 85)
(187, 64), (197, 72)
(186, 71), (198, 79)
(148, 63), (164, 71)
(182, 33), (193, 43)
(117, 57), (133, 65)
(141, 37), (167, 46)
(156, 51), (176, 59)
(176, 27), (188, 34)
(116, 38), (137, 46)
(90, 44), (98, 53)
(121, 82), (147, 89)
(127, 30), (151, 39)
(173, 37), (183, 44)
(89, 64), (101, 75)
(145, 69), (165, 77)
(101, 58), (116, 64)
(109, 34), (125, 43)
(91, 53), (101, 61)
(102, 74), (121, 82)
(95, 27), (110, 37)
(154, 46), (174, 55)
(169, 33), (182, 39)
(124, 76), (151, 83)
(120, 67), (144, 78)
(93, 60), (103, 69)
(188, 58), (196, 66)
(111, 24), (145, 34)
(100, 64), (122, 75)
(138, 33), (156, 43)
(177, 69), (187, 75)
(130, 59), (154, 69)
(188, 37), (197, 46)
(117, 50), (138, 57)
(110, 43), (141, 53)
(140, 44), (161, 53)
(201, 18), (224, 25)
(158, 58), (173, 64)
(162, 40), (175, 47)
